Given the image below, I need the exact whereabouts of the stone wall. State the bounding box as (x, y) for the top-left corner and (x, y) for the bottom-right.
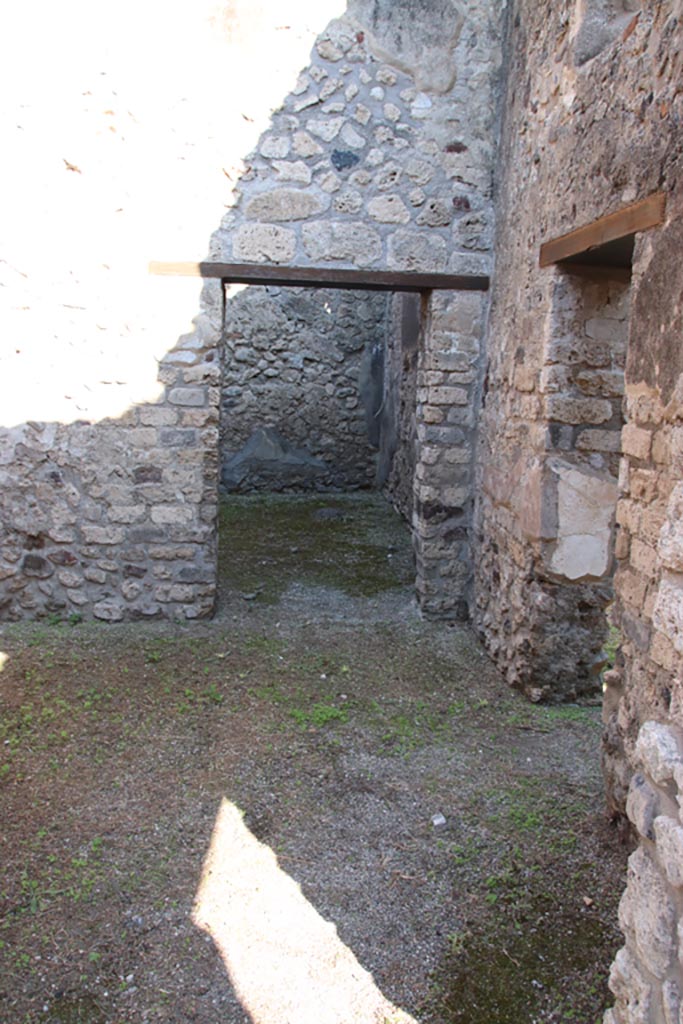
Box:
(220, 286), (388, 492)
(474, 0), (683, 701)
(473, 2), (683, 1019)
(608, 721), (683, 1024)
(0, 0), (504, 623)
(211, 2), (500, 281)
(0, 287), (222, 623)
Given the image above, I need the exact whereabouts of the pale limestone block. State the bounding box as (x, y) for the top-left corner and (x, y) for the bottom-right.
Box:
(151, 505), (194, 526)
(409, 188), (426, 206)
(245, 189), (327, 222)
(550, 465), (618, 580)
(417, 199), (454, 227)
(376, 67), (397, 86)
(353, 103), (372, 126)
(366, 147), (384, 166)
(340, 122), (366, 149)
(388, 230), (447, 273)
(291, 93), (320, 114)
(260, 135), (291, 159)
(383, 102), (401, 122)
(636, 722), (683, 784)
(624, 847), (676, 978)
(316, 38), (345, 62)
(653, 816), (683, 887)
(307, 117), (344, 141)
(653, 573), (683, 654)
(292, 131), (323, 158)
(370, 85), (385, 101)
(349, 169), (371, 186)
(367, 195), (410, 224)
(626, 773), (659, 840)
(659, 485), (683, 572)
(607, 946), (652, 1024)
(319, 172), (342, 193)
(405, 158), (435, 185)
(622, 424), (653, 461)
(301, 221), (381, 267)
(233, 225), (296, 264)
(109, 506), (146, 524)
(322, 101), (345, 114)
(345, 82), (359, 101)
(334, 190), (363, 214)
(272, 160), (313, 184)
(81, 525), (126, 545)
(320, 77), (342, 100)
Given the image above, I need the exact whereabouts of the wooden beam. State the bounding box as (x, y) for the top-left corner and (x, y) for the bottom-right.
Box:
(539, 192), (667, 268)
(149, 260), (489, 293)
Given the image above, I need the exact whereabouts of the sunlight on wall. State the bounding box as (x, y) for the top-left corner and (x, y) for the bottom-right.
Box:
(0, 0), (345, 427)
(0, 653), (7, 674)
(192, 798), (417, 1024)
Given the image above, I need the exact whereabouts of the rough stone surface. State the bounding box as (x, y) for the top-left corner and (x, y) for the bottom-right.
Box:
(220, 287), (388, 491)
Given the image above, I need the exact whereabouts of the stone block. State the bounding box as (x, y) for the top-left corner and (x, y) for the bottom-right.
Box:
(636, 722), (683, 784)
(621, 424), (652, 461)
(576, 429), (622, 453)
(167, 385), (205, 405)
(109, 506), (146, 524)
(151, 505), (194, 526)
(301, 221), (381, 266)
(367, 195), (410, 223)
(272, 160), (312, 184)
(292, 131), (323, 157)
(653, 573), (683, 654)
(549, 464), (618, 581)
(387, 230), (447, 273)
(622, 846), (675, 978)
(653, 815), (683, 887)
(626, 773), (659, 840)
(160, 429), (198, 448)
(138, 406), (178, 427)
(546, 396), (613, 425)
(659, 485), (683, 572)
(93, 600), (124, 622)
(607, 946), (652, 1024)
(245, 188), (328, 222)
(233, 225), (296, 264)
(81, 525), (126, 546)
(428, 386), (469, 406)
(630, 539), (658, 578)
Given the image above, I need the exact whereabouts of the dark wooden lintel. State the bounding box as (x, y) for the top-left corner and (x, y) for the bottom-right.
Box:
(539, 192), (666, 269)
(149, 261), (489, 293)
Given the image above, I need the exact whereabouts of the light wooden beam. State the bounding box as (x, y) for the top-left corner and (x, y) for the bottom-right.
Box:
(149, 260), (490, 293)
(539, 192), (667, 268)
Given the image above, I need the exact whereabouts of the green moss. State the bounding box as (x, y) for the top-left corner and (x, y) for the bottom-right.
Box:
(217, 493), (413, 604)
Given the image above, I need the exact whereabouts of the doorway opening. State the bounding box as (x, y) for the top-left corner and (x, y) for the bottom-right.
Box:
(215, 284), (422, 613)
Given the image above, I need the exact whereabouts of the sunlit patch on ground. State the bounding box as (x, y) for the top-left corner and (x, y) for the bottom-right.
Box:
(193, 798), (417, 1024)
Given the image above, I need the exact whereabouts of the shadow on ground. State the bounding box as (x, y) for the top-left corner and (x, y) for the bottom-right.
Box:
(0, 493), (628, 1023)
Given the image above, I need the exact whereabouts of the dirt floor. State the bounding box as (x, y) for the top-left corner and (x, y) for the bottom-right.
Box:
(0, 493), (630, 1024)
